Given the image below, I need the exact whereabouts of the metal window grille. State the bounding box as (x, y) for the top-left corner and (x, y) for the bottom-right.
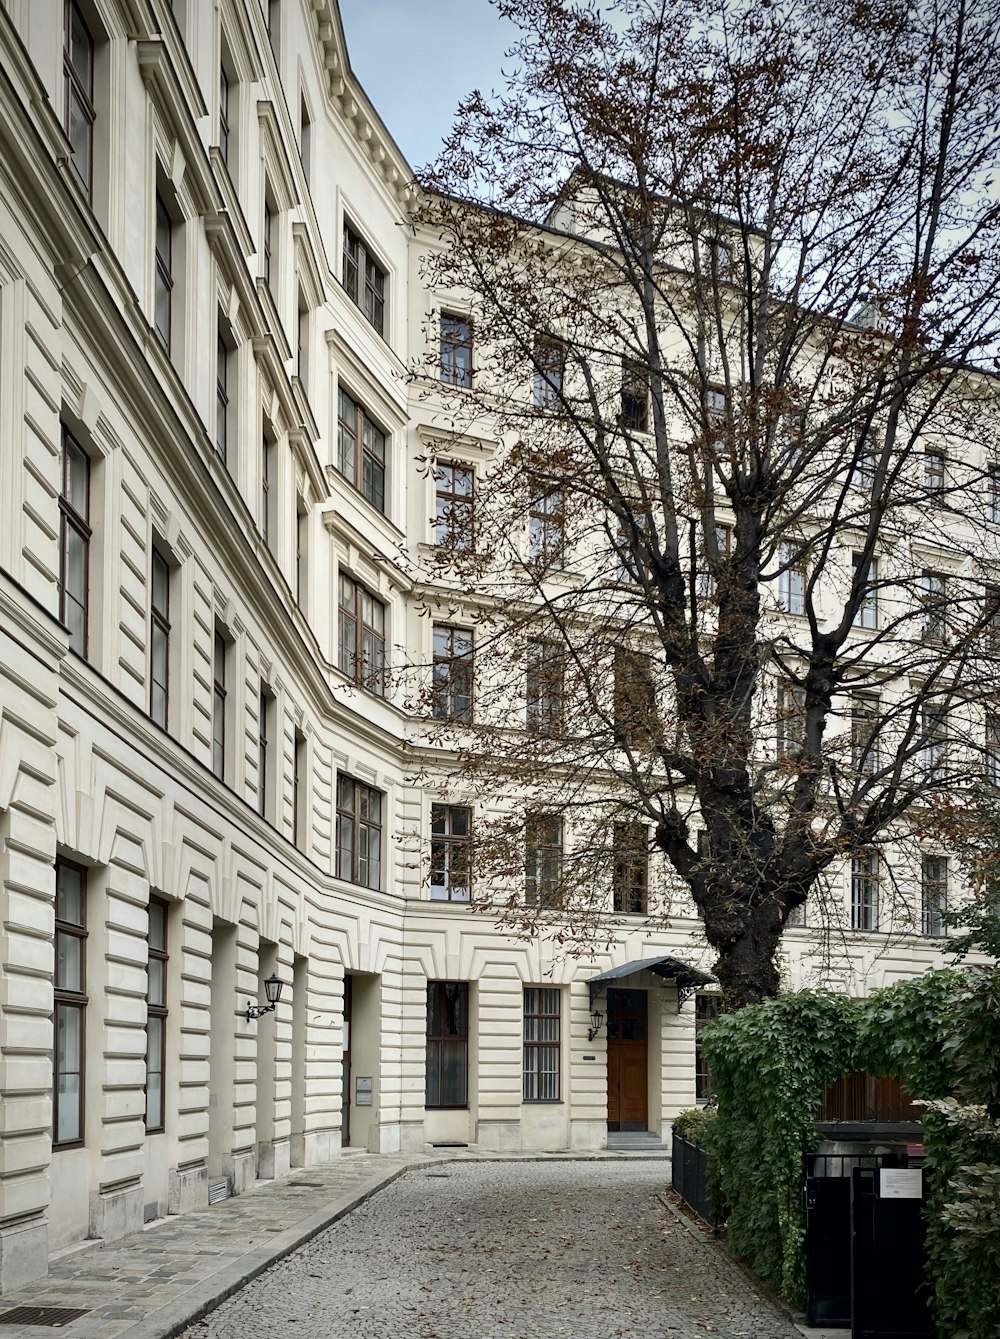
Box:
(426, 981), (468, 1108)
(523, 987), (560, 1102)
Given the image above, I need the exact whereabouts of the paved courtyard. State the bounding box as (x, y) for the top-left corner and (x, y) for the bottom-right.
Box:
(182, 1161), (801, 1339)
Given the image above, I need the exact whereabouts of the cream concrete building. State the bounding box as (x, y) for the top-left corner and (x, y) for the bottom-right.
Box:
(0, 0), (970, 1293)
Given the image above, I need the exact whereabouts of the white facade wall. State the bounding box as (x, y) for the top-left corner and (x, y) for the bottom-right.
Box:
(0, 0), (973, 1292)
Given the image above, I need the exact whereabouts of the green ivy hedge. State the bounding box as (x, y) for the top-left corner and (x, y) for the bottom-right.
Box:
(700, 969), (1000, 1338)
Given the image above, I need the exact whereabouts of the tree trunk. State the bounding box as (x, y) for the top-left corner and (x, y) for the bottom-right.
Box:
(708, 902), (786, 1011)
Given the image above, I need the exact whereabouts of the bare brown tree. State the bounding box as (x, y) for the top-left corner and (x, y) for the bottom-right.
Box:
(407, 0), (1000, 1008)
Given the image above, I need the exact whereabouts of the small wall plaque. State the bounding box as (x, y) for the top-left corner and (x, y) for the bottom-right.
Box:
(355, 1076), (373, 1106)
(582, 1054), (596, 1061)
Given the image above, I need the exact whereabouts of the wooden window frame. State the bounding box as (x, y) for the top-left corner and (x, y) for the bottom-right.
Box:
(219, 63), (231, 166)
(920, 570), (947, 642)
(921, 854), (948, 938)
(150, 546), (170, 728)
(215, 327), (230, 463)
(440, 313), (473, 389)
(924, 449), (946, 503)
(695, 993), (721, 1103)
(851, 693), (880, 776)
(54, 857), (87, 1149)
(212, 629), (227, 781)
(154, 193), (173, 354)
(852, 553), (878, 629)
(335, 774), (383, 890)
(336, 386), (386, 514)
(430, 803), (472, 902)
(434, 461), (474, 549)
(620, 361), (649, 433)
(523, 987), (560, 1103)
(144, 896), (168, 1133)
(342, 222), (386, 338)
(63, 0), (96, 200)
(337, 572), (386, 697)
(257, 686), (271, 817)
(532, 337), (564, 409)
(59, 426), (91, 658)
(425, 981), (469, 1109)
(527, 486), (565, 569)
(777, 542), (806, 616)
(526, 640), (565, 735)
(613, 822), (648, 914)
(432, 625), (474, 724)
(613, 647), (658, 750)
(293, 729), (306, 847)
(851, 851), (879, 931)
(525, 813), (563, 909)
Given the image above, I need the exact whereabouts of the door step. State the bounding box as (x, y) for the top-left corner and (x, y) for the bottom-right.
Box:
(607, 1131), (668, 1150)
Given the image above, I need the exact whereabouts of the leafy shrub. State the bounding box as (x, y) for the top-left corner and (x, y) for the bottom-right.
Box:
(672, 1106), (717, 1145)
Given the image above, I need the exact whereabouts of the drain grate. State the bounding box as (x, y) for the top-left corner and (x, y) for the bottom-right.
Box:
(0, 1305), (90, 1327)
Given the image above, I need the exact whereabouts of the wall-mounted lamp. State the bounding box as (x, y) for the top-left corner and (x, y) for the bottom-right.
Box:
(246, 972), (284, 1022)
(588, 1008), (605, 1042)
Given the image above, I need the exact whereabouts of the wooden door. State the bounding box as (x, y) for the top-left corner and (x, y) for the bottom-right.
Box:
(606, 988), (648, 1131)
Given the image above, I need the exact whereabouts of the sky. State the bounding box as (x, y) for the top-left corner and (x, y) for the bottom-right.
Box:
(338, 0), (518, 170)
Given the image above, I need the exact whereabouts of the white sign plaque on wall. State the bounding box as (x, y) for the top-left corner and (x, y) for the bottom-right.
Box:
(879, 1168), (923, 1199)
(355, 1076), (373, 1107)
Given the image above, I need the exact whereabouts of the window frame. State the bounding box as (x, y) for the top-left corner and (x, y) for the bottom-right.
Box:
(920, 570), (947, 642)
(63, 0), (96, 201)
(525, 813), (563, 909)
(54, 857), (88, 1149)
(430, 803), (472, 902)
(215, 326), (231, 463)
(851, 693), (880, 776)
(336, 386), (386, 514)
(342, 221), (386, 338)
(527, 486), (566, 569)
(777, 542), (806, 616)
(613, 821), (648, 914)
(924, 449), (946, 503)
(59, 426), (91, 658)
(335, 774), (383, 890)
(613, 647), (657, 750)
(440, 312), (473, 389)
(337, 572), (386, 697)
(432, 625), (474, 724)
(532, 337), (564, 410)
(144, 896), (168, 1134)
(293, 729), (306, 847)
(425, 981), (469, 1109)
(523, 987), (561, 1103)
(434, 461), (474, 550)
(154, 192), (174, 354)
(219, 62), (231, 166)
(212, 629), (227, 781)
(695, 993), (721, 1103)
(620, 361), (649, 433)
(851, 552), (878, 629)
(257, 685), (272, 818)
(921, 854), (948, 938)
(526, 639), (566, 736)
(851, 851), (879, 931)
(149, 546), (170, 729)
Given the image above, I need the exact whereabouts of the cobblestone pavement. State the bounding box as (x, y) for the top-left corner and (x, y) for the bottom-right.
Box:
(181, 1161), (802, 1339)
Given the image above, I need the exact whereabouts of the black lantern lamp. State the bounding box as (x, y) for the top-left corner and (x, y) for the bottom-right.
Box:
(588, 1008), (605, 1041)
(246, 972), (284, 1022)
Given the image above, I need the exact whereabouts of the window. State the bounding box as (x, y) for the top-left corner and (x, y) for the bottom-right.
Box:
(267, 0), (280, 60)
(212, 629), (226, 781)
(336, 387), (386, 513)
(150, 547), (170, 728)
(295, 502), (307, 609)
(777, 543), (806, 615)
(614, 648), (657, 750)
(988, 465), (1000, 524)
(851, 851), (879, 931)
(432, 626), (473, 724)
(54, 858), (87, 1146)
(299, 97), (311, 183)
(261, 434), (275, 547)
(342, 222), (385, 337)
(613, 822), (648, 914)
(64, 0), (95, 199)
(154, 194), (173, 353)
(336, 775), (382, 889)
(293, 730), (306, 847)
(621, 362), (648, 433)
(297, 290), (310, 391)
(850, 434), (878, 491)
(528, 487), (565, 568)
(852, 553), (878, 629)
(697, 522), (731, 598)
(145, 897), (168, 1132)
(434, 461), (474, 549)
(337, 573), (386, 696)
(986, 585), (1000, 648)
(921, 855), (947, 937)
(523, 988), (560, 1102)
(257, 687), (272, 817)
(924, 450), (945, 503)
(218, 63), (231, 166)
(440, 313), (473, 388)
(705, 386), (729, 438)
(525, 813), (563, 908)
(987, 714), (1000, 785)
(425, 982), (468, 1108)
(695, 994), (721, 1103)
(533, 337), (564, 409)
(216, 327), (231, 463)
(703, 237), (733, 280)
(920, 571), (947, 642)
(921, 706), (948, 780)
(526, 640), (565, 735)
(262, 193), (275, 291)
(59, 427), (91, 657)
(851, 694), (880, 776)
(777, 681), (806, 759)
(430, 803), (472, 901)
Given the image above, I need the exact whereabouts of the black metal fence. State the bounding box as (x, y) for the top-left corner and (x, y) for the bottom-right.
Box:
(671, 1131), (720, 1231)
